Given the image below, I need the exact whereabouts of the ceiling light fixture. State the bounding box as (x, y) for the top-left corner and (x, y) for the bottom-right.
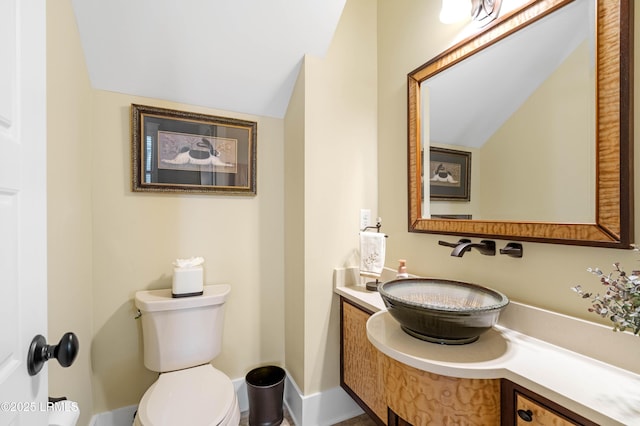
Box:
(471, 0), (502, 26)
(440, 0), (502, 26)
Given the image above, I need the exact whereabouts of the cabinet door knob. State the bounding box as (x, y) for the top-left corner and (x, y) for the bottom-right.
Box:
(517, 409), (533, 422)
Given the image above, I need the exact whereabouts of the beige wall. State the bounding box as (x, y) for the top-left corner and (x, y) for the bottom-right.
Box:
(283, 0), (378, 394)
(47, 2), (94, 425)
(284, 62), (307, 391)
(378, 0), (640, 321)
(89, 91), (285, 412)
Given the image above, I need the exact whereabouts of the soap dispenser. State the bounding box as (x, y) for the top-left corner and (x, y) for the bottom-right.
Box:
(396, 259), (409, 279)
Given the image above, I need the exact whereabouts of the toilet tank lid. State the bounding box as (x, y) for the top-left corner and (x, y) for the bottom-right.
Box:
(135, 284), (230, 312)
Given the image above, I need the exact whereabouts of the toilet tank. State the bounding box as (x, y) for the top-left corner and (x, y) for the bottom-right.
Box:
(135, 284), (230, 372)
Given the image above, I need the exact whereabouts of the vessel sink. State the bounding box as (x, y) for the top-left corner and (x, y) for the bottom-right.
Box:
(378, 278), (509, 345)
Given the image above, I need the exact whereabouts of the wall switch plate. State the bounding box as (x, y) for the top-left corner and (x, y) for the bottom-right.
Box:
(360, 209), (371, 230)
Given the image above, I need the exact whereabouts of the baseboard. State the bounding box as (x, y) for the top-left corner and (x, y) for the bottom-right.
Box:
(284, 374), (364, 426)
(89, 371), (362, 426)
(233, 375), (250, 413)
(89, 404), (137, 426)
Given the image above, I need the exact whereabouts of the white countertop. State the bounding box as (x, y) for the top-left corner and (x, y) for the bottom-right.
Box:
(334, 267), (640, 426)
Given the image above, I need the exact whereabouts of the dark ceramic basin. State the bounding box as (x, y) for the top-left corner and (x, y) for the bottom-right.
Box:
(379, 278), (509, 345)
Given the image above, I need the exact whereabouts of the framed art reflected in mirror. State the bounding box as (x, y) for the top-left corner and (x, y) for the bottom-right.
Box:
(428, 147), (471, 201)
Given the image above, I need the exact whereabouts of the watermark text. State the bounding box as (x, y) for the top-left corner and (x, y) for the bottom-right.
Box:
(0, 401), (79, 412)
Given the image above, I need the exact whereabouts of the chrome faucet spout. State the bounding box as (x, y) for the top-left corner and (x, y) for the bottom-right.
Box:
(450, 240), (496, 257)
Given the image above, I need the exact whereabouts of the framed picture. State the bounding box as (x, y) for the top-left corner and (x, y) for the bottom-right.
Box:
(431, 214), (472, 220)
(131, 104), (257, 195)
(428, 147), (471, 201)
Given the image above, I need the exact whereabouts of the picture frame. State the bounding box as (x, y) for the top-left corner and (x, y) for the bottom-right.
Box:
(131, 104), (257, 195)
(428, 147), (471, 201)
(431, 214), (472, 220)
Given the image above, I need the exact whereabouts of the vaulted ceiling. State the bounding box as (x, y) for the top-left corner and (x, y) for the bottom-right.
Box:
(71, 0), (346, 118)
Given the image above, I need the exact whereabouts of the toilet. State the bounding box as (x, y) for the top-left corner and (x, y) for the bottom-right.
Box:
(133, 284), (240, 426)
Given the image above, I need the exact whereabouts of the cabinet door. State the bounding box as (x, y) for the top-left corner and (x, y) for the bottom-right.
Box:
(384, 356), (501, 426)
(502, 380), (599, 426)
(516, 394), (578, 425)
(341, 298), (386, 423)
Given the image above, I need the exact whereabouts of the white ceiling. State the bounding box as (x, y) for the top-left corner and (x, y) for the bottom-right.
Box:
(71, 0), (346, 118)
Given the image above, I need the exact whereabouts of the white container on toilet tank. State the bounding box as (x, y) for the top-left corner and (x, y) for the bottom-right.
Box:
(135, 284), (230, 372)
(172, 256), (205, 297)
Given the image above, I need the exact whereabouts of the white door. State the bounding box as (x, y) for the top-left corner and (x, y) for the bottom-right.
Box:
(0, 0), (48, 425)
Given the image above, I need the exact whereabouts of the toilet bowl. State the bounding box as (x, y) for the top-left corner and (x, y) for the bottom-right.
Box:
(134, 364), (240, 426)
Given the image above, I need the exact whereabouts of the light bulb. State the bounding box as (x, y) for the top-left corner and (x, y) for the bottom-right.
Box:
(439, 0), (472, 24)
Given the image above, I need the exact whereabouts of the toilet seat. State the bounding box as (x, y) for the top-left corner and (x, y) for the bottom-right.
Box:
(135, 364), (240, 426)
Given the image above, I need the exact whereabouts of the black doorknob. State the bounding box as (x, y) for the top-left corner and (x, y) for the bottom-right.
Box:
(27, 332), (79, 376)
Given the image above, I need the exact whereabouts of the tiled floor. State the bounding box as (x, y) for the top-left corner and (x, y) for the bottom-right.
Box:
(239, 408), (377, 425)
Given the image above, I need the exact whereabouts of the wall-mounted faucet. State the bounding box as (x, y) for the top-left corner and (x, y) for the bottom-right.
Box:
(438, 239), (496, 257)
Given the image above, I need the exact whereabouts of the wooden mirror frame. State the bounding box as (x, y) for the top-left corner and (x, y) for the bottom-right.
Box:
(408, 0), (634, 248)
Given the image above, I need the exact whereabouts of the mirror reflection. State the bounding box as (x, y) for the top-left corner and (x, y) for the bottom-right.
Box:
(407, 0), (633, 247)
(422, 0), (595, 222)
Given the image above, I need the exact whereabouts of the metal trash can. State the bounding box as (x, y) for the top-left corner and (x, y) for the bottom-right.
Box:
(246, 366), (286, 426)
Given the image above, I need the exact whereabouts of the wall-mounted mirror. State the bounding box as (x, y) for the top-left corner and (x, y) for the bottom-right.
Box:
(408, 0), (633, 248)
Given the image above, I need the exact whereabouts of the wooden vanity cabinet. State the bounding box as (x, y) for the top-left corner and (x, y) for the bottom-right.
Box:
(340, 297), (387, 424)
(501, 380), (599, 426)
(340, 297), (500, 425)
(340, 297), (599, 426)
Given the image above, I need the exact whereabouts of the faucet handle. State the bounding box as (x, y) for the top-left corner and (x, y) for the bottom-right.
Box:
(438, 238), (471, 248)
(500, 242), (523, 258)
